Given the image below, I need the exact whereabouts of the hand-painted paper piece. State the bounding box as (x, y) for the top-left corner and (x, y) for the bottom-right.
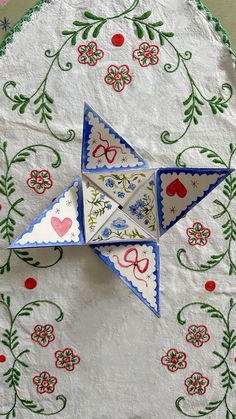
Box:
(9, 104), (234, 317)
(123, 173), (157, 239)
(82, 176), (118, 242)
(156, 168), (233, 235)
(85, 169), (153, 206)
(92, 242), (160, 317)
(9, 178), (84, 248)
(82, 103), (148, 172)
(89, 208), (153, 243)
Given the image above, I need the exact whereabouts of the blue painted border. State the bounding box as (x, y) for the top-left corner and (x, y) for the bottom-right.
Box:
(82, 103), (148, 173)
(9, 176), (85, 249)
(90, 241), (160, 317)
(156, 167), (233, 235)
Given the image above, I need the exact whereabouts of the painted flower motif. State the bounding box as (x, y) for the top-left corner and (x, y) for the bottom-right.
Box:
(104, 65), (132, 92)
(31, 324), (55, 347)
(186, 325), (210, 348)
(185, 372), (209, 395)
(55, 348), (80, 371)
(111, 218), (129, 231)
(128, 183), (136, 191)
(102, 228), (110, 238)
(161, 348), (187, 372)
(118, 192), (125, 198)
(27, 170), (53, 194)
(186, 222), (211, 246)
(77, 41), (104, 66)
(105, 178), (115, 188)
(33, 371), (57, 394)
(133, 42), (160, 67)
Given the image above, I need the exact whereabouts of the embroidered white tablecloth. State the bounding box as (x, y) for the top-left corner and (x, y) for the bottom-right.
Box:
(0, 1), (236, 418)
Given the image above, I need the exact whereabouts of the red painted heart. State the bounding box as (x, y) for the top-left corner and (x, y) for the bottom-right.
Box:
(51, 217), (72, 237)
(166, 179), (187, 198)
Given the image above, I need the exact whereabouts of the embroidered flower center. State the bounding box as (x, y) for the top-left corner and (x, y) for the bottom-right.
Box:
(63, 356), (71, 363)
(144, 50), (152, 58)
(36, 176), (44, 184)
(170, 356), (178, 364)
(42, 380), (49, 387)
(195, 232), (202, 239)
(194, 332), (202, 340)
(114, 73), (122, 81)
(39, 331), (48, 338)
(193, 379), (201, 388)
(86, 49), (94, 58)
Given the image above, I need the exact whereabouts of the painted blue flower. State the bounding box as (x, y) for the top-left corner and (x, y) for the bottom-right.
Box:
(136, 199), (145, 208)
(105, 178), (115, 188)
(128, 183), (136, 191)
(136, 211), (144, 220)
(111, 218), (128, 230)
(129, 205), (138, 215)
(118, 192), (125, 198)
(149, 180), (155, 186)
(102, 228), (110, 238)
(100, 194), (105, 200)
(0, 18), (10, 33)
(107, 203), (112, 210)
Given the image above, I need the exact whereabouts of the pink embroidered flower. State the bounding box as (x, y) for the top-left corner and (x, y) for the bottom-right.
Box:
(55, 348), (80, 371)
(104, 65), (132, 92)
(27, 170), (53, 194)
(133, 42), (160, 67)
(33, 371), (57, 394)
(161, 348), (187, 372)
(78, 41), (104, 66)
(31, 324), (55, 347)
(186, 222), (211, 246)
(185, 372), (209, 395)
(186, 325), (210, 348)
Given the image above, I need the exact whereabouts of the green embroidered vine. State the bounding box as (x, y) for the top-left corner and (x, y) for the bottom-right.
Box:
(2, 0), (233, 144)
(176, 299), (236, 418)
(176, 143), (236, 275)
(0, 293), (66, 418)
(0, 140), (63, 275)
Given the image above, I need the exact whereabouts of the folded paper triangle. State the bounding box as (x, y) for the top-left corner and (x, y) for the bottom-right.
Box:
(89, 208), (153, 244)
(156, 168), (233, 235)
(85, 169), (153, 206)
(9, 178), (84, 248)
(82, 103), (148, 172)
(82, 176), (119, 242)
(91, 242), (160, 316)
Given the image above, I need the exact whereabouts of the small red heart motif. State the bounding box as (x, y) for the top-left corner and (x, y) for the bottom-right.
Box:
(166, 179), (187, 198)
(51, 217), (72, 237)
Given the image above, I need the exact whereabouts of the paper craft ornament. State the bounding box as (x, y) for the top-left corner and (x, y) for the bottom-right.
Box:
(10, 103), (233, 317)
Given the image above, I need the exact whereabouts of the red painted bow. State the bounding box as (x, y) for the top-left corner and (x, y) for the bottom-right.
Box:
(92, 133), (126, 164)
(113, 248), (149, 287)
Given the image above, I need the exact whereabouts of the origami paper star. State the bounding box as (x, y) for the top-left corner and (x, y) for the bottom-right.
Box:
(10, 104), (233, 317)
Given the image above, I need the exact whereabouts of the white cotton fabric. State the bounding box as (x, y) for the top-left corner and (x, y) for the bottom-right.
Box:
(0, 0), (236, 418)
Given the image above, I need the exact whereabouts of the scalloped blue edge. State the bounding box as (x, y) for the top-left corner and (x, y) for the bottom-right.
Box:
(9, 176), (85, 248)
(91, 241), (160, 317)
(156, 167), (234, 235)
(82, 103), (148, 173)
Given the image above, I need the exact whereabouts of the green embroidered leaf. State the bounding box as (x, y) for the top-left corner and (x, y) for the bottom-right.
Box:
(73, 20), (89, 27)
(150, 21), (163, 27)
(161, 31), (174, 38)
(93, 21), (106, 38)
(82, 25), (93, 40)
(136, 11), (152, 20)
(134, 21), (144, 39)
(146, 26), (155, 40)
(84, 11), (104, 20)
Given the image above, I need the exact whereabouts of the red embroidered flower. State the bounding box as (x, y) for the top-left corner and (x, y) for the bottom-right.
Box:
(186, 222), (211, 246)
(186, 325), (210, 348)
(185, 372), (209, 395)
(78, 41), (104, 66)
(161, 348), (187, 372)
(55, 348), (80, 371)
(104, 65), (132, 92)
(33, 371), (57, 394)
(133, 42), (160, 67)
(31, 324), (55, 347)
(27, 170), (53, 194)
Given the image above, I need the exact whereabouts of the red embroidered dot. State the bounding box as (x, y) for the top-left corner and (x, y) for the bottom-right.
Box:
(0, 355), (6, 363)
(0, 204), (2, 210)
(112, 33), (125, 47)
(205, 281), (216, 292)
(25, 277), (37, 290)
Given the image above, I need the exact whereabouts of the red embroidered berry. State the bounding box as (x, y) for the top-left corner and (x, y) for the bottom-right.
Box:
(25, 277), (37, 290)
(112, 34), (125, 47)
(205, 280), (216, 292)
(0, 355), (6, 363)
